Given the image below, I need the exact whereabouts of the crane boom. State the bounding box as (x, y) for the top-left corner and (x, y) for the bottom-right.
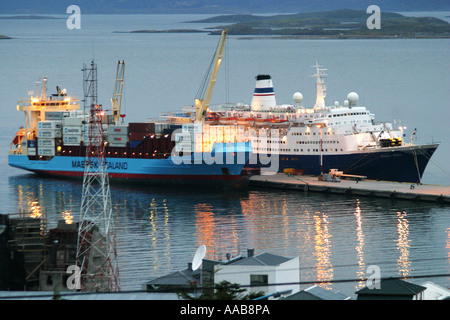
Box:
(195, 29), (228, 122)
(111, 60), (125, 124)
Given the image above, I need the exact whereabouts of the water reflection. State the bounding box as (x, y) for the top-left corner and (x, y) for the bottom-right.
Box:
(6, 174), (449, 294)
(396, 210), (411, 278)
(313, 212), (333, 289)
(353, 199), (367, 289)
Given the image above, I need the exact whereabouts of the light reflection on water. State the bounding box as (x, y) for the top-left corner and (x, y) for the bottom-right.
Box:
(5, 174), (450, 297)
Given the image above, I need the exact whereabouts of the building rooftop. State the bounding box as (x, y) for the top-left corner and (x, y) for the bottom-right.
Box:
(355, 277), (427, 300)
(281, 285), (351, 300)
(224, 251), (292, 267)
(145, 263), (201, 288)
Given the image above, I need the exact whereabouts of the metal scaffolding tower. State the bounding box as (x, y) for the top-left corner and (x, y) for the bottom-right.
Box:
(81, 61), (98, 112)
(76, 61), (120, 292)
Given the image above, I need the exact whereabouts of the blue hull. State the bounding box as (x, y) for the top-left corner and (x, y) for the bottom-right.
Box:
(8, 142), (252, 188)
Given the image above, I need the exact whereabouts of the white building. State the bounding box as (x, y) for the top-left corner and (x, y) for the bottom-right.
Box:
(213, 249), (300, 297)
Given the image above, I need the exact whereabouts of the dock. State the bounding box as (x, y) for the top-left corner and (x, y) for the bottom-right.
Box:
(249, 174), (450, 203)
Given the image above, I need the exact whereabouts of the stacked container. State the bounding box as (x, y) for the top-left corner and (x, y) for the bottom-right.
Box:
(107, 125), (128, 147)
(128, 123), (155, 148)
(62, 117), (83, 146)
(37, 120), (61, 156)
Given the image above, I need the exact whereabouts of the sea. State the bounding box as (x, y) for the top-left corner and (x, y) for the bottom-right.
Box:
(0, 12), (449, 299)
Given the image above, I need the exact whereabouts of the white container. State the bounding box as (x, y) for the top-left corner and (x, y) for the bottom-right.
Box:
(108, 125), (128, 135)
(108, 135), (127, 143)
(37, 130), (62, 139)
(63, 135), (82, 145)
(108, 143), (127, 148)
(63, 126), (83, 135)
(84, 138), (103, 146)
(83, 124), (105, 133)
(28, 148), (36, 156)
(38, 121), (62, 130)
(38, 139), (55, 147)
(62, 117), (83, 126)
(38, 147), (55, 156)
(175, 142), (193, 152)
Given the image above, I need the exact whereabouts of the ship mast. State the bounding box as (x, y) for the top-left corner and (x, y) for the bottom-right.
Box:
(312, 61), (327, 110)
(195, 29), (228, 122)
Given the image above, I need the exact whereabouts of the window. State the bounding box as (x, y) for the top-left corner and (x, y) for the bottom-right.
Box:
(250, 274), (268, 286)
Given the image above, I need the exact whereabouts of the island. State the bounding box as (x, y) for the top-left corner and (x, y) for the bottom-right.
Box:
(193, 9), (450, 38)
(0, 34), (11, 39)
(114, 29), (207, 34)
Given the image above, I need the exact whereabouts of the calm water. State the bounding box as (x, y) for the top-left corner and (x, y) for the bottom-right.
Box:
(0, 14), (449, 297)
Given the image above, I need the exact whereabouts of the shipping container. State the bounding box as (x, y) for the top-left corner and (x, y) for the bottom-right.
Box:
(108, 143), (127, 148)
(108, 135), (127, 143)
(175, 142), (193, 152)
(107, 125), (128, 135)
(38, 147), (55, 156)
(45, 111), (69, 120)
(37, 130), (62, 139)
(102, 114), (114, 124)
(129, 140), (142, 148)
(38, 138), (55, 147)
(62, 117), (83, 126)
(63, 135), (82, 145)
(128, 131), (148, 141)
(128, 122), (155, 133)
(63, 126), (83, 135)
(83, 124), (106, 133)
(37, 121), (62, 130)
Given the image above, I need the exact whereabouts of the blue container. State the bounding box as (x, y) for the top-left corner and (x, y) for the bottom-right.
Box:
(129, 140), (141, 148)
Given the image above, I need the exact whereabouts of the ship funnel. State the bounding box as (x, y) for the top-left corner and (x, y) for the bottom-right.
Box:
(251, 74), (277, 111)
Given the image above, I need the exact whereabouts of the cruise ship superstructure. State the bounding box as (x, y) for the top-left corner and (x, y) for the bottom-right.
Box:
(200, 62), (439, 183)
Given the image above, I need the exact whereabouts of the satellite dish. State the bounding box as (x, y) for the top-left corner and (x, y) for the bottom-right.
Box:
(192, 245), (207, 271)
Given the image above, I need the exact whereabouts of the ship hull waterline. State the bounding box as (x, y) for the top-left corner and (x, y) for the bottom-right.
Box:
(246, 143), (439, 184)
(8, 150), (252, 190)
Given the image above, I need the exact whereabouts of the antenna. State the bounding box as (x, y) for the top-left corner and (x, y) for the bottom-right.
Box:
(192, 245), (207, 271)
(311, 60), (327, 110)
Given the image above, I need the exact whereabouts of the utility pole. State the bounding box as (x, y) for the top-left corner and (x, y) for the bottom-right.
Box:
(76, 60), (120, 292)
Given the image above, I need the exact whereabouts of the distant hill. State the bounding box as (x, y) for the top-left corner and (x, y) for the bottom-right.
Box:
(0, 0), (449, 14)
(200, 9), (450, 38)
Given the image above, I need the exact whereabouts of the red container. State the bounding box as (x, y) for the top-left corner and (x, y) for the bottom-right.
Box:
(129, 131), (147, 141)
(128, 122), (155, 133)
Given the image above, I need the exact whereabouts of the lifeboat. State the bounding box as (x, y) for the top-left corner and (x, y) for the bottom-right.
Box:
(219, 117), (237, 125)
(237, 117), (255, 127)
(254, 118), (273, 127)
(205, 114), (219, 125)
(270, 119), (290, 127)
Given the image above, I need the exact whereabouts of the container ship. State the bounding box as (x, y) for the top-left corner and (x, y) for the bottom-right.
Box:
(8, 30), (252, 189)
(8, 80), (251, 188)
